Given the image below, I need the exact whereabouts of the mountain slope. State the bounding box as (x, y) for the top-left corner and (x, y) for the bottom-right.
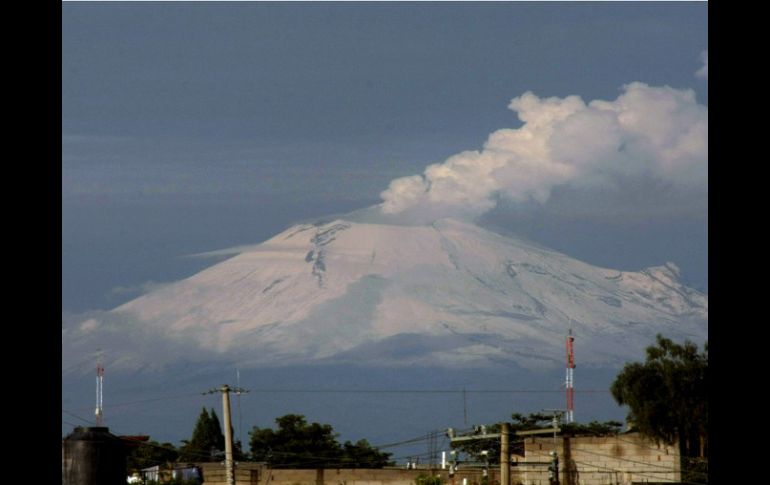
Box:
(67, 219), (707, 370)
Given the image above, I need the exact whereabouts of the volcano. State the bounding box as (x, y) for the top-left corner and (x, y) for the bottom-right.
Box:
(67, 218), (706, 371)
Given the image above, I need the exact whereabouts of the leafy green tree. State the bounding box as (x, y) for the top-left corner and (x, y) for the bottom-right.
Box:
(452, 413), (622, 464)
(509, 412), (553, 430)
(611, 335), (707, 457)
(250, 414), (340, 467)
(454, 413), (558, 463)
(233, 439), (248, 461)
(610, 334), (708, 471)
(126, 440), (178, 472)
(560, 420), (623, 436)
(338, 439), (392, 468)
(249, 414), (392, 468)
(179, 407), (226, 462)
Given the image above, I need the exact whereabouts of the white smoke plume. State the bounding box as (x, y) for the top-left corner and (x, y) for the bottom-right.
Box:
(696, 50), (708, 80)
(379, 82), (707, 221)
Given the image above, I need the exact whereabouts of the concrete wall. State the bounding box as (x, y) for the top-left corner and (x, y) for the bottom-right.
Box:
(198, 462), (261, 485)
(199, 465), (499, 485)
(513, 432), (680, 485)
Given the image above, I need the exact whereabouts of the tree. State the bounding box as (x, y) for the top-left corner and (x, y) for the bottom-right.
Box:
(452, 413), (622, 464)
(249, 414), (392, 468)
(208, 408), (225, 452)
(179, 407), (226, 462)
(560, 420), (623, 436)
(338, 439), (392, 468)
(610, 335), (708, 460)
(452, 413), (554, 463)
(126, 440), (178, 472)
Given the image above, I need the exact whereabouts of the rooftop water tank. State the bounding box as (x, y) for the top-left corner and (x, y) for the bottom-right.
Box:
(62, 426), (126, 485)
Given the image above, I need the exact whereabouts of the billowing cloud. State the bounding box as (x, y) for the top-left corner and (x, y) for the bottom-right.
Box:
(379, 82), (707, 221)
(696, 50), (708, 80)
(62, 310), (230, 374)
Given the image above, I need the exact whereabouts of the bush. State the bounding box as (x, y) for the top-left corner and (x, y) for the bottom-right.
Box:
(415, 474), (443, 485)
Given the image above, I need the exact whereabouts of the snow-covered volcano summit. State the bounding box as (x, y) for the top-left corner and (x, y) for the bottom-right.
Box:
(75, 219), (707, 369)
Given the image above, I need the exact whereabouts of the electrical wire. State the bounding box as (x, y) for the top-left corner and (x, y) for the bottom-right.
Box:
(552, 442), (707, 478)
(63, 391), (209, 414)
(62, 409), (95, 425)
(114, 426), (705, 482)
(65, 385), (701, 481)
(374, 431), (442, 449)
(62, 415), (235, 462)
(525, 448), (675, 483)
(524, 446), (706, 485)
(243, 388), (610, 394)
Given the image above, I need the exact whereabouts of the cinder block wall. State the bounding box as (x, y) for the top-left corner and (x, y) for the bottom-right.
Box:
(514, 432), (679, 485)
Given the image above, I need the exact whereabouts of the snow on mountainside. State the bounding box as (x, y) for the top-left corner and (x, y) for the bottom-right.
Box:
(71, 219), (707, 370)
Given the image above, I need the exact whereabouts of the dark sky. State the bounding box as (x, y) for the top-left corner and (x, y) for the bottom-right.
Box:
(62, 2), (708, 313)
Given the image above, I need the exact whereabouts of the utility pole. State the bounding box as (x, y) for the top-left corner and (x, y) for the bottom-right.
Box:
(204, 384), (249, 485)
(448, 423), (558, 485)
(542, 410), (565, 485)
(223, 385), (235, 485)
(500, 422), (510, 485)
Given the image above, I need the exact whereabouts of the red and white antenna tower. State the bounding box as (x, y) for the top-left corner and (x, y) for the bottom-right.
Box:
(565, 328), (575, 423)
(95, 350), (104, 426)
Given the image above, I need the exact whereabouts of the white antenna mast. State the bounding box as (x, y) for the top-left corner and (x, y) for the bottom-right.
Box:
(565, 321), (575, 423)
(95, 349), (104, 426)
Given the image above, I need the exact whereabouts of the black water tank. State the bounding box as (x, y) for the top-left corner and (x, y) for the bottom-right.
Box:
(62, 426), (126, 485)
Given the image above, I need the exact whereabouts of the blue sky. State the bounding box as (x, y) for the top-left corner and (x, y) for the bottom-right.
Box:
(62, 2), (708, 313)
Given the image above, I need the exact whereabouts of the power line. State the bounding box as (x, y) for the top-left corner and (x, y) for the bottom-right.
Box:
(522, 435), (706, 477)
(526, 448), (672, 483)
(62, 353), (99, 374)
(62, 420), (227, 463)
(525, 447), (706, 484)
(63, 391), (206, 413)
(62, 419), (81, 428)
(242, 388), (611, 394)
(61, 409), (235, 461)
(612, 433), (694, 458)
(62, 409), (94, 426)
(374, 431), (441, 449)
(557, 443), (707, 477)
(581, 445), (706, 480)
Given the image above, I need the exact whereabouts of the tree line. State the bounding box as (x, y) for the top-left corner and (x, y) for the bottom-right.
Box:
(127, 410), (393, 472)
(128, 334), (707, 481)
